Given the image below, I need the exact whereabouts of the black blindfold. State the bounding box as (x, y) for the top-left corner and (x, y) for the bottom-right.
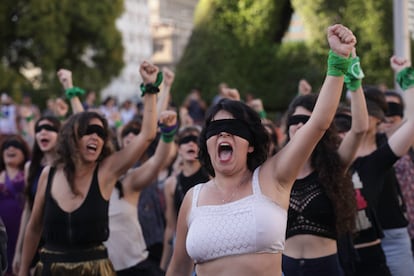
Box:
(386, 102), (403, 118)
(178, 135), (198, 145)
(206, 119), (253, 143)
(287, 115), (310, 128)
(84, 124), (107, 140)
(35, 124), (58, 133)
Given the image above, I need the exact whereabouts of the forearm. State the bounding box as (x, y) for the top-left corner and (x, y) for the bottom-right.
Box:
(160, 227), (175, 270)
(349, 86), (369, 134)
(157, 85), (171, 117)
(140, 94), (158, 141)
(19, 225), (42, 275)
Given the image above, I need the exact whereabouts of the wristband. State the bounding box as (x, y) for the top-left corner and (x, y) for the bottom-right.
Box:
(327, 50), (351, 77)
(159, 122), (178, 143)
(65, 87), (85, 100)
(396, 67), (414, 91)
(258, 110), (267, 119)
(25, 114), (34, 122)
(344, 56), (364, 92)
(140, 72), (163, 97)
(115, 120), (123, 129)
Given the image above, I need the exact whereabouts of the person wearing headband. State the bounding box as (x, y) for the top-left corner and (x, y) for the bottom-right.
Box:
(18, 61), (160, 276)
(161, 125), (210, 271)
(0, 134), (31, 275)
(349, 56), (414, 276)
(166, 24), (357, 276)
(12, 116), (61, 275)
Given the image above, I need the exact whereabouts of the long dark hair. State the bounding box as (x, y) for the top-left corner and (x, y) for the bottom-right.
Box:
(54, 112), (114, 195)
(285, 94), (356, 234)
(199, 99), (269, 177)
(26, 116), (61, 208)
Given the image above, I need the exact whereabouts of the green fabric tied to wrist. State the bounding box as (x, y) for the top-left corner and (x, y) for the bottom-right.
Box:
(140, 72), (163, 97)
(65, 87), (85, 100)
(397, 67), (414, 91)
(159, 122), (177, 143)
(258, 110), (267, 119)
(25, 114), (34, 122)
(327, 50), (351, 77)
(344, 56), (365, 92)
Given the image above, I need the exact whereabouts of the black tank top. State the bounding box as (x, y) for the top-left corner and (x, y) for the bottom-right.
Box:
(173, 167), (209, 216)
(43, 165), (109, 249)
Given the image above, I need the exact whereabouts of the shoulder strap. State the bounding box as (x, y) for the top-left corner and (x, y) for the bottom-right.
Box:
(252, 166), (261, 195)
(191, 184), (202, 208)
(45, 167), (56, 196)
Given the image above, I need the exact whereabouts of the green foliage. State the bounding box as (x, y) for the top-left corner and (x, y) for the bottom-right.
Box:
(0, 0), (124, 103)
(174, 0), (408, 113)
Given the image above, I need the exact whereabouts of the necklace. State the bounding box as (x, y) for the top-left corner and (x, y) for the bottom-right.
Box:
(214, 173), (250, 204)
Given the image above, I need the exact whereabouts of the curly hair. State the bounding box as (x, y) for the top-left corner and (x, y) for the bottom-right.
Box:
(199, 99), (269, 177)
(54, 112), (114, 195)
(26, 116), (61, 208)
(285, 94), (356, 235)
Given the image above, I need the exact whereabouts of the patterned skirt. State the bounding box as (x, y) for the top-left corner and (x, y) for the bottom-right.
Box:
(34, 245), (115, 276)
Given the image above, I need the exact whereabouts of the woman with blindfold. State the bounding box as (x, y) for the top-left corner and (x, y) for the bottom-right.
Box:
(0, 135), (31, 275)
(18, 61), (160, 276)
(349, 56), (414, 276)
(105, 110), (177, 276)
(379, 89), (414, 256)
(12, 116), (61, 275)
(166, 24), (357, 276)
(161, 126), (211, 271)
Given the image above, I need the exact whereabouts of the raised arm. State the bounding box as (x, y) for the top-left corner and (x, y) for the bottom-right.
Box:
(338, 48), (368, 168)
(157, 67), (174, 116)
(267, 24), (356, 189)
(388, 56), (414, 156)
(57, 69), (84, 114)
(101, 61), (159, 185)
(123, 110), (177, 194)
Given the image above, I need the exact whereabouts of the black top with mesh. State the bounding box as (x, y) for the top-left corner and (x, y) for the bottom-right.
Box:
(286, 171), (336, 240)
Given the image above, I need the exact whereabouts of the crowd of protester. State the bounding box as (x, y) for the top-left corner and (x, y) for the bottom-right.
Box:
(1, 24), (414, 276)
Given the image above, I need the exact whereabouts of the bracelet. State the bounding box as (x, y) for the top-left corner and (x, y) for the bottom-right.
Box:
(159, 122), (178, 143)
(65, 87), (85, 100)
(396, 67), (414, 91)
(115, 120), (123, 129)
(344, 56), (365, 92)
(140, 72), (163, 97)
(25, 114), (34, 122)
(258, 110), (267, 119)
(327, 50), (351, 77)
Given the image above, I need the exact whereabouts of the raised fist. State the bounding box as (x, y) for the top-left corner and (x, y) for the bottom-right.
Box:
(390, 56), (411, 73)
(327, 24), (356, 58)
(57, 69), (73, 89)
(159, 110), (177, 127)
(140, 61), (159, 84)
(163, 67), (175, 87)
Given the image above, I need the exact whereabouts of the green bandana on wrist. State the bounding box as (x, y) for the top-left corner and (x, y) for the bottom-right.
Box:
(327, 50), (351, 77)
(344, 56), (364, 92)
(140, 72), (163, 97)
(397, 67), (414, 91)
(65, 87), (85, 100)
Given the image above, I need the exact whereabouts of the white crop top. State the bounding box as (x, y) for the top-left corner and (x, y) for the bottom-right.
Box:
(105, 189), (148, 271)
(186, 167), (287, 263)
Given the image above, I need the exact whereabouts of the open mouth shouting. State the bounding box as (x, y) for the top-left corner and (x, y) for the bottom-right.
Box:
(218, 142), (233, 162)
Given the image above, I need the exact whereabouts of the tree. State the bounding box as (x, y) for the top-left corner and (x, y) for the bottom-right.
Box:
(0, 0), (124, 104)
(172, 0), (406, 113)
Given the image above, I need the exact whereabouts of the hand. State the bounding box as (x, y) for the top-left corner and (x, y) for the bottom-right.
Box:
(19, 105), (33, 118)
(54, 98), (69, 117)
(248, 99), (264, 113)
(12, 253), (21, 275)
(57, 69), (73, 89)
(327, 24), (356, 58)
(222, 88), (240, 101)
(390, 55), (411, 73)
(140, 61), (159, 84)
(163, 67), (175, 87)
(159, 110), (177, 127)
(298, 79), (312, 95)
